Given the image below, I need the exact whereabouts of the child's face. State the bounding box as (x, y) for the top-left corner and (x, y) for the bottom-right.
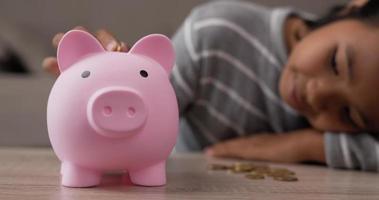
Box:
(280, 19), (379, 133)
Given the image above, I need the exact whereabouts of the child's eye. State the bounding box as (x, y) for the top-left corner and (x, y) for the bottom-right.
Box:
(331, 48), (339, 75)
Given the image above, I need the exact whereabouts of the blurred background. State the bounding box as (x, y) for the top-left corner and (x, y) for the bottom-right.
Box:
(0, 0), (348, 146)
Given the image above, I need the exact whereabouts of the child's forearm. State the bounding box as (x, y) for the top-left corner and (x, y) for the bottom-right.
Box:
(297, 129), (326, 163)
(206, 128), (326, 164)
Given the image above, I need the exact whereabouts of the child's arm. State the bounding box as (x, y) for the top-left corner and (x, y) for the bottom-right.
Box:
(206, 128), (325, 163)
(207, 130), (379, 172)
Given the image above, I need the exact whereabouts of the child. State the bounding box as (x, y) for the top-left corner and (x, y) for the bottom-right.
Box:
(43, 0), (379, 171)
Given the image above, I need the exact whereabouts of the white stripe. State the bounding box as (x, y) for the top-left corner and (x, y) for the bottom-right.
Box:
(193, 18), (281, 70)
(184, 17), (297, 117)
(340, 134), (354, 169)
(196, 99), (245, 135)
(200, 77), (285, 132)
(200, 77), (267, 122)
(199, 50), (296, 116)
(184, 19), (199, 61)
(171, 65), (194, 98)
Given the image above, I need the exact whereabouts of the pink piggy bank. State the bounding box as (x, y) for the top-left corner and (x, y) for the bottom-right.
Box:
(47, 30), (179, 187)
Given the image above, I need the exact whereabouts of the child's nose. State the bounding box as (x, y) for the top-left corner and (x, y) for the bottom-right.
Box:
(306, 78), (340, 112)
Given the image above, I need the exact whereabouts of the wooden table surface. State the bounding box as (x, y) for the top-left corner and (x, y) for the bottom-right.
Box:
(1, 147), (379, 200)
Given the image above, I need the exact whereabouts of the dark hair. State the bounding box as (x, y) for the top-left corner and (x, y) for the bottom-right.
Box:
(305, 0), (379, 29)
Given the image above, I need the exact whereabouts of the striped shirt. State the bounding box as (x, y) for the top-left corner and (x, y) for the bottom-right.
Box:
(170, 0), (379, 172)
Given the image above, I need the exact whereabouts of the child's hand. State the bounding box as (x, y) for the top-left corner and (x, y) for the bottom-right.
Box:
(42, 26), (128, 77)
(205, 129), (325, 163)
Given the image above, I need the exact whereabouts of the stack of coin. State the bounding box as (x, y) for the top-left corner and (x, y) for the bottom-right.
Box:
(208, 162), (298, 182)
(245, 171), (265, 180)
(266, 168), (298, 182)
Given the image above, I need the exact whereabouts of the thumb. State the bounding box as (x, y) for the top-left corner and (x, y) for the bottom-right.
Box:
(42, 57), (60, 77)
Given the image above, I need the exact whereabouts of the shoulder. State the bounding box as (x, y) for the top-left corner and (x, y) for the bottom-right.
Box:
(188, 0), (272, 25)
(184, 1), (275, 47)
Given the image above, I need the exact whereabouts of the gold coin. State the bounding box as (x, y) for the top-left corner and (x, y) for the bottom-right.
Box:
(245, 173), (265, 180)
(208, 162), (299, 182)
(250, 170), (266, 176)
(115, 43), (122, 52)
(253, 167), (271, 175)
(268, 168), (296, 177)
(272, 168), (295, 174)
(233, 163), (255, 172)
(273, 175), (298, 182)
(208, 163), (231, 170)
(228, 168), (243, 174)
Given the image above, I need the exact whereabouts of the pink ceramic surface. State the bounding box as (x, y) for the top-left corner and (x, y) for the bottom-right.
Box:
(47, 30), (178, 187)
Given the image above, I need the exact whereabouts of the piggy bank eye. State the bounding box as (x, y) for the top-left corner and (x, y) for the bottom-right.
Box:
(81, 70), (90, 78)
(140, 70), (148, 78)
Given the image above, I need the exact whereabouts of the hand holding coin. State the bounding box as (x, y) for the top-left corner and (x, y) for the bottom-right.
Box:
(42, 26), (129, 77)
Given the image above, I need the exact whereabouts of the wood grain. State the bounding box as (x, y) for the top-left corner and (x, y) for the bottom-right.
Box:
(0, 147), (378, 200)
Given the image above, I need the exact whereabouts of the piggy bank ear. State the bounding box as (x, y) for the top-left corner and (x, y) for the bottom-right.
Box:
(129, 34), (175, 74)
(57, 30), (105, 72)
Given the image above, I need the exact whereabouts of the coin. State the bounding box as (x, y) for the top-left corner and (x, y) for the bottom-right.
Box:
(233, 162), (256, 172)
(208, 163), (231, 170)
(245, 173), (265, 180)
(273, 175), (298, 182)
(115, 43), (123, 52)
(253, 167), (271, 175)
(268, 168), (295, 177)
(208, 162), (299, 182)
(228, 168), (242, 174)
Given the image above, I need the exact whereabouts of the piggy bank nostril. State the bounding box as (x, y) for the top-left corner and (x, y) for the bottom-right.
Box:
(103, 106), (113, 116)
(127, 107), (136, 118)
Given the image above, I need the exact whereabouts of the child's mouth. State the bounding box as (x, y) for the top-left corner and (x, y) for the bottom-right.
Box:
(288, 74), (308, 113)
(291, 84), (305, 110)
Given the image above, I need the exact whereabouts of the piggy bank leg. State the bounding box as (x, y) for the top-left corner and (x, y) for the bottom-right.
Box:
(129, 161), (166, 186)
(61, 162), (101, 187)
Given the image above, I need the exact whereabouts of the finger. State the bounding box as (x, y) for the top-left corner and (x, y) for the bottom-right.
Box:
(95, 29), (127, 51)
(52, 33), (64, 49)
(206, 138), (247, 159)
(72, 26), (88, 31)
(113, 41), (129, 52)
(118, 41), (129, 52)
(42, 57), (60, 77)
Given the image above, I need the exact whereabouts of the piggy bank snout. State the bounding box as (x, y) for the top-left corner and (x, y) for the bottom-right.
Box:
(87, 87), (147, 137)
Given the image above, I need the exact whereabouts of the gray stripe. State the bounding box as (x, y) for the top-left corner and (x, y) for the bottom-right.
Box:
(196, 99), (245, 135)
(193, 18), (281, 70)
(200, 77), (268, 122)
(197, 49), (297, 116)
